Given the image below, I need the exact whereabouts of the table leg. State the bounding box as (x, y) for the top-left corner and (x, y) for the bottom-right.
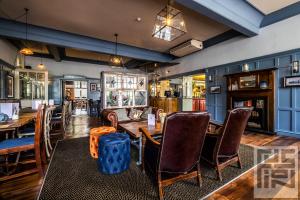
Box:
(136, 136), (142, 165)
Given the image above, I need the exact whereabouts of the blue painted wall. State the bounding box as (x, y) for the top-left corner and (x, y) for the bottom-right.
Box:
(206, 49), (300, 137)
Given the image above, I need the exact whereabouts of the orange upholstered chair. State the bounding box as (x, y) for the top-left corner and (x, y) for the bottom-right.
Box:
(89, 126), (116, 158)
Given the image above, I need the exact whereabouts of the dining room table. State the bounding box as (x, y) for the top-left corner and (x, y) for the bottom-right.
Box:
(119, 121), (162, 165)
(0, 112), (37, 138)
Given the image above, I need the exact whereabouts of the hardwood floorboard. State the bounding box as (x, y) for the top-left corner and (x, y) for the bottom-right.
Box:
(1, 115), (299, 200)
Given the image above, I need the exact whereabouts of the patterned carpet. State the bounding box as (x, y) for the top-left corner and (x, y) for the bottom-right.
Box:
(38, 137), (270, 200)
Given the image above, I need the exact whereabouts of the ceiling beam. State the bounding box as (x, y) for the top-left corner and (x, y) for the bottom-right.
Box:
(125, 59), (150, 69)
(0, 18), (175, 63)
(46, 45), (64, 62)
(175, 0), (264, 36)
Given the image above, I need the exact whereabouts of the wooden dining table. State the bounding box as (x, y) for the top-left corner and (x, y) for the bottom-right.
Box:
(0, 112), (37, 133)
(119, 121), (162, 165)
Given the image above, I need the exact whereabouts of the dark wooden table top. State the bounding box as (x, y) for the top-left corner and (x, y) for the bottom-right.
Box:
(119, 121), (162, 138)
(0, 112), (36, 131)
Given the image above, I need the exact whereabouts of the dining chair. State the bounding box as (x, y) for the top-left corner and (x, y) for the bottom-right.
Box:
(201, 107), (252, 181)
(140, 112), (210, 200)
(43, 106), (54, 157)
(50, 101), (68, 136)
(0, 105), (46, 181)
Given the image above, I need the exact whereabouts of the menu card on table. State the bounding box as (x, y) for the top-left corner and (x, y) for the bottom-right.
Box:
(148, 114), (156, 126)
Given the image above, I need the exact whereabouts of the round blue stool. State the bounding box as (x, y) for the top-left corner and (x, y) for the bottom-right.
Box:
(98, 133), (130, 174)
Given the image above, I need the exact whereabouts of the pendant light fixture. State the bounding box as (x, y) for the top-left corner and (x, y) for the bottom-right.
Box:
(152, 0), (187, 41)
(37, 45), (45, 69)
(19, 8), (34, 56)
(110, 33), (123, 66)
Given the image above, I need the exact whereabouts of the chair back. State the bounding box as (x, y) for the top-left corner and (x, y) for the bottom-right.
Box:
(34, 104), (45, 151)
(217, 108), (252, 157)
(158, 112), (210, 173)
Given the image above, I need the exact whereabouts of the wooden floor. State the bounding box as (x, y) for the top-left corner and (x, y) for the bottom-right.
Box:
(0, 115), (299, 200)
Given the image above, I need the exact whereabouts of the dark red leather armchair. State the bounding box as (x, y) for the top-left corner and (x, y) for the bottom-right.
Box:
(140, 112), (210, 200)
(201, 108), (252, 181)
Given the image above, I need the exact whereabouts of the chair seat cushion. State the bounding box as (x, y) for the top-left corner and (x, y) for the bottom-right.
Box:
(19, 127), (35, 134)
(0, 137), (34, 150)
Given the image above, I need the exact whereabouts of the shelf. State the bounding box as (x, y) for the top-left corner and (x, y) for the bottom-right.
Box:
(228, 88), (272, 92)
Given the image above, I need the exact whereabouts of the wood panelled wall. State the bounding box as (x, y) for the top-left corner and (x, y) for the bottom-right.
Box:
(206, 48), (300, 137)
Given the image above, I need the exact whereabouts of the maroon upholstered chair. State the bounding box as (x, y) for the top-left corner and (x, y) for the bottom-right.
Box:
(201, 108), (252, 181)
(140, 112), (210, 200)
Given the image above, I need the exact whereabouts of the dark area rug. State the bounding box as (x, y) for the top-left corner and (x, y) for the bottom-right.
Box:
(38, 137), (270, 200)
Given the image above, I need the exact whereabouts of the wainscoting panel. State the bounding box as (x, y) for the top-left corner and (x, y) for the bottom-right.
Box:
(278, 88), (292, 108)
(295, 88), (300, 109)
(296, 112), (300, 133)
(258, 58), (275, 69)
(278, 110), (292, 132)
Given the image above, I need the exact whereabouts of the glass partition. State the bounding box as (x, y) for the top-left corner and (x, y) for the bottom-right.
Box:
(102, 72), (148, 109)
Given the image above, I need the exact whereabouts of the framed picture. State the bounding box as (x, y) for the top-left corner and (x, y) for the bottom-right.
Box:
(90, 83), (97, 91)
(7, 75), (14, 98)
(284, 76), (300, 87)
(210, 85), (221, 94)
(239, 75), (256, 88)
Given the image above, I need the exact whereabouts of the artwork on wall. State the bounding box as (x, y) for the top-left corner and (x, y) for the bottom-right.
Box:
(283, 76), (300, 87)
(209, 85), (221, 94)
(7, 75), (14, 98)
(239, 75), (256, 88)
(90, 83), (97, 91)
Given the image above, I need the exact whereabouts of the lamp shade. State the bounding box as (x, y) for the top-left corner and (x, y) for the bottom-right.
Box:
(19, 47), (34, 55)
(152, 5), (187, 41)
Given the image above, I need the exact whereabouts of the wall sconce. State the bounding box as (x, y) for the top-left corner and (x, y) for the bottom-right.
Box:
(292, 61), (299, 73)
(208, 75), (213, 82)
(242, 63), (249, 72)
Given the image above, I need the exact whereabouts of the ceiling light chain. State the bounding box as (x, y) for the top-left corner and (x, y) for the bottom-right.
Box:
(19, 7), (34, 56)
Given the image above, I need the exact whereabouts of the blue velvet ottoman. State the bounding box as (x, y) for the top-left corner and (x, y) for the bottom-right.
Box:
(98, 133), (130, 174)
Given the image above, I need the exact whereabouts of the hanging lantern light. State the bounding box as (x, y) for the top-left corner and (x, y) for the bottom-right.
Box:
(152, 1), (187, 41)
(110, 33), (123, 66)
(19, 8), (34, 56)
(37, 45), (45, 69)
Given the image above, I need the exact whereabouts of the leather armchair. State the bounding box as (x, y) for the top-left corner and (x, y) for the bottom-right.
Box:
(101, 107), (163, 130)
(140, 112), (210, 200)
(201, 108), (252, 181)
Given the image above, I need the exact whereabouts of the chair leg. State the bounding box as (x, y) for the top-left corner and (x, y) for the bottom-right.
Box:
(237, 155), (242, 169)
(196, 163), (202, 187)
(158, 173), (164, 200)
(35, 145), (44, 177)
(216, 166), (223, 181)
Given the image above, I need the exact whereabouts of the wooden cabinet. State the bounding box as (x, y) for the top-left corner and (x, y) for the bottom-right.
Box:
(225, 68), (276, 134)
(150, 97), (178, 114)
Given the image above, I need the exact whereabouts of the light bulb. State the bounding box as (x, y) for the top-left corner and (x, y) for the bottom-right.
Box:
(166, 17), (172, 26)
(38, 63), (45, 69)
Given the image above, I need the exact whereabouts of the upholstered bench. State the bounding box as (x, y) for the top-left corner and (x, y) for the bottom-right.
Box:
(89, 126), (116, 159)
(98, 133), (130, 175)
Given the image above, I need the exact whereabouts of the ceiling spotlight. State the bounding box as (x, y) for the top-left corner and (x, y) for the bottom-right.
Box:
(136, 17), (142, 22)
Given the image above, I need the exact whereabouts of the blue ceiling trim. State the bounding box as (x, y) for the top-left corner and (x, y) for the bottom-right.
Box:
(175, 0), (264, 37)
(0, 18), (175, 63)
(203, 30), (242, 48)
(260, 2), (300, 27)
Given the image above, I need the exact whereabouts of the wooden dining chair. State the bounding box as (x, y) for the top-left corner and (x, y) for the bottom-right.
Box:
(201, 108), (252, 181)
(50, 101), (68, 136)
(0, 105), (46, 181)
(43, 106), (54, 158)
(140, 112), (210, 200)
